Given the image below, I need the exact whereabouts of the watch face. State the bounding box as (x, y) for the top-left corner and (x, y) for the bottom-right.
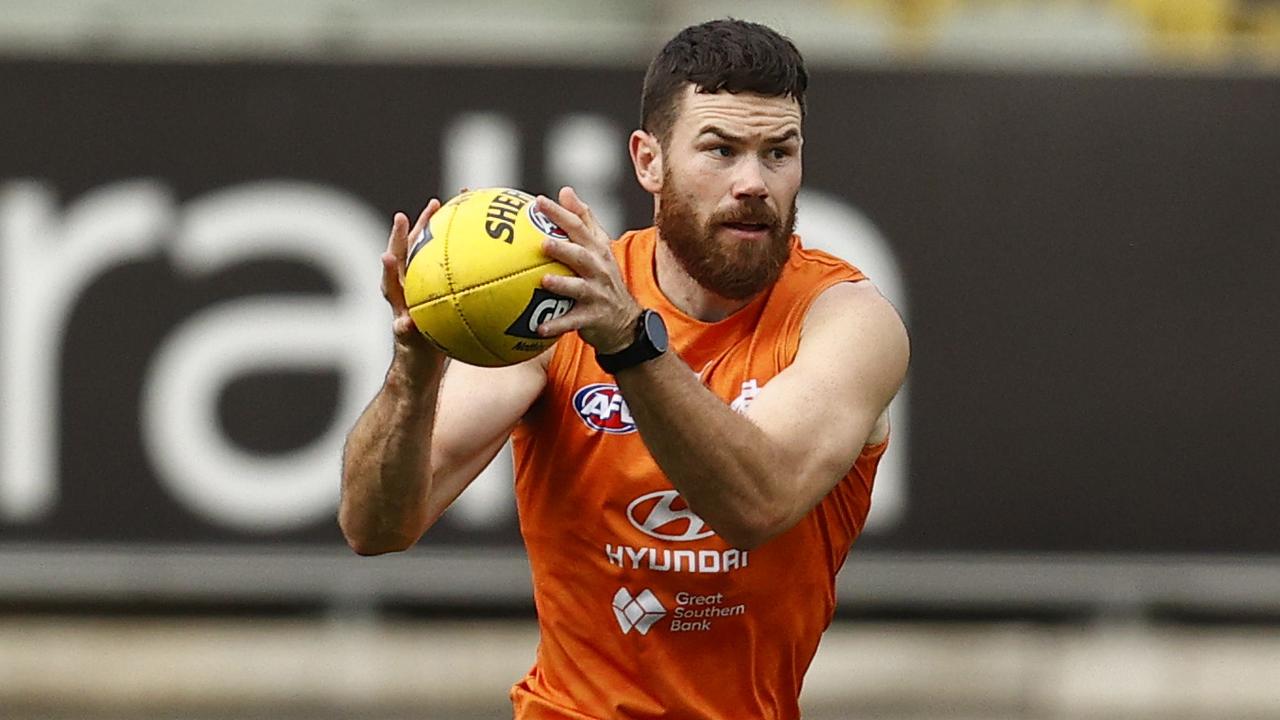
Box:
(644, 310), (669, 353)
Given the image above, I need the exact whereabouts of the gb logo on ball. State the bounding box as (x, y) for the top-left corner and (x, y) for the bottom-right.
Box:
(506, 289), (574, 339)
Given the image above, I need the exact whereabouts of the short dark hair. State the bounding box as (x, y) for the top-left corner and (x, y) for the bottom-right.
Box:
(641, 19), (808, 144)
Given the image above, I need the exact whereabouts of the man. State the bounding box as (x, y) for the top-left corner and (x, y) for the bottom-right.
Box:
(341, 18), (909, 720)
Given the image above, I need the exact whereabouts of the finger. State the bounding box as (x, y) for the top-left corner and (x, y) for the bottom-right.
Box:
(540, 272), (590, 300)
(535, 195), (592, 248)
(385, 212), (409, 256)
(541, 237), (598, 278)
(382, 213), (409, 303)
(558, 185), (596, 228)
(397, 198), (441, 283)
(391, 201), (440, 262)
(537, 307), (590, 338)
(404, 199), (441, 255)
(558, 186), (608, 249)
(410, 198), (440, 238)
(381, 251), (408, 312)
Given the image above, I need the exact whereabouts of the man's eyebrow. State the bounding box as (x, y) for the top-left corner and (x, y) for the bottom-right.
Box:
(696, 126), (801, 144)
(767, 128), (801, 144)
(697, 126), (743, 142)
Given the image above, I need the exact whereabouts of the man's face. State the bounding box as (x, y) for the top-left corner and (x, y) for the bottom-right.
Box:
(655, 85), (803, 300)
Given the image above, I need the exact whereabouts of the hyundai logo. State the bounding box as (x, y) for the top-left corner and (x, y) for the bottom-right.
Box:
(626, 490), (715, 542)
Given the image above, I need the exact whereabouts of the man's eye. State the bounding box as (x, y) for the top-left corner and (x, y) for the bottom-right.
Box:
(769, 148), (791, 160)
(712, 146), (733, 157)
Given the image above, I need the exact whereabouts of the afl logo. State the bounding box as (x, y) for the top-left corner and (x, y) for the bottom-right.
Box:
(626, 490), (715, 542)
(528, 203), (569, 240)
(573, 383), (636, 434)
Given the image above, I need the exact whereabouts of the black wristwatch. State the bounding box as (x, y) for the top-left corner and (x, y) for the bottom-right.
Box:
(596, 309), (668, 374)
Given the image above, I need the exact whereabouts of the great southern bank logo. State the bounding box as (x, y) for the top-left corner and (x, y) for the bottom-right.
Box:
(612, 588), (665, 635)
(573, 383), (636, 434)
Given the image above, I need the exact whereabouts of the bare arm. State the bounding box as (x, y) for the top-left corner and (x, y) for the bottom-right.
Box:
(339, 204), (546, 555)
(614, 282), (907, 549)
(533, 188), (908, 550)
(339, 344), (445, 556)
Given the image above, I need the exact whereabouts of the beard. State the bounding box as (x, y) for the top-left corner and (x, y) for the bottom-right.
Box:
(655, 172), (796, 301)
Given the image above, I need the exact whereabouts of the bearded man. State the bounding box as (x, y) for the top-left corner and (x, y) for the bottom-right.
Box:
(340, 18), (909, 720)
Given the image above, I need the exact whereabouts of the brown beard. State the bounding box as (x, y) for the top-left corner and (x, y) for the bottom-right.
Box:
(656, 173), (796, 301)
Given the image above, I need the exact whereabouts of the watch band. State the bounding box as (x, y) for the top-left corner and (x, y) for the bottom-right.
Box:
(596, 309), (668, 374)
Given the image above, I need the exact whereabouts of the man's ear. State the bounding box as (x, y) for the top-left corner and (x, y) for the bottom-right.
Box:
(629, 130), (663, 194)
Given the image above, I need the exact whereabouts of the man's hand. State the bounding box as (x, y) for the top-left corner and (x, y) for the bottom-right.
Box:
(534, 186), (643, 354)
(342, 193), (554, 556)
(380, 199), (444, 373)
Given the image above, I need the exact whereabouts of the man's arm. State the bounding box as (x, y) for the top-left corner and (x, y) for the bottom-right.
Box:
(614, 281), (907, 549)
(533, 187), (908, 550)
(339, 205), (546, 556)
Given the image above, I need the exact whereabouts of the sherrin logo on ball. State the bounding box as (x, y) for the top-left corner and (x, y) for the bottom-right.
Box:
(403, 188), (576, 367)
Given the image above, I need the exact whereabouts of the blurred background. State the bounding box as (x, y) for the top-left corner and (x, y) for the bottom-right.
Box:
(2, 0), (1279, 718)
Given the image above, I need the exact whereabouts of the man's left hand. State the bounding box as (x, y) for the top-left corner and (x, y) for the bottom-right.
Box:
(534, 186), (643, 354)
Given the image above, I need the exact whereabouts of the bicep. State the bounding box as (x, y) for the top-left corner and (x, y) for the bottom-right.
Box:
(746, 282), (908, 503)
(423, 353), (548, 522)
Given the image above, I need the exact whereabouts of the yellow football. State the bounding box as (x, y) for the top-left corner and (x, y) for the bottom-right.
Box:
(403, 187), (576, 367)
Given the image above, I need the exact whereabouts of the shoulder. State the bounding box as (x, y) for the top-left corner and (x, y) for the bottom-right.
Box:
(799, 280), (909, 378)
(805, 279), (901, 327)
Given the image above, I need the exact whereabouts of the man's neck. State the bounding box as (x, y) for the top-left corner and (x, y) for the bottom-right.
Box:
(653, 234), (755, 323)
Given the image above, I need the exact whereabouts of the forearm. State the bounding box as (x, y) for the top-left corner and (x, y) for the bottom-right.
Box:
(339, 349), (446, 555)
(615, 353), (790, 549)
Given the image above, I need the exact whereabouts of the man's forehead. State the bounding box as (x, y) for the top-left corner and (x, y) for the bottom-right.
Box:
(675, 85), (803, 135)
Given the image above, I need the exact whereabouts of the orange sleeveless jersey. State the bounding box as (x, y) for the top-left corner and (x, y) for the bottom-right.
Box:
(509, 227), (887, 719)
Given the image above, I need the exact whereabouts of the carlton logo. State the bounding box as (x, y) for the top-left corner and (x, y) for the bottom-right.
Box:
(527, 203), (569, 240)
(626, 490), (715, 542)
(573, 383), (636, 434)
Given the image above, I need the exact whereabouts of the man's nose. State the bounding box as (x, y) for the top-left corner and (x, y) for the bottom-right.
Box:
(731, 158), (769, 200)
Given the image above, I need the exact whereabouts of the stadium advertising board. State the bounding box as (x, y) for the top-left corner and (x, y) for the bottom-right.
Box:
(1, 60), (1277, 604)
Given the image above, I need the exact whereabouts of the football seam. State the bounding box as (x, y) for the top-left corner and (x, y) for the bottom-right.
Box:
(454, 262), (561, 360)
(450, 260), (564, 295)
(451, 296), (506, 363)
(408, 261), (564, 306)
(440, 207), (506, 365)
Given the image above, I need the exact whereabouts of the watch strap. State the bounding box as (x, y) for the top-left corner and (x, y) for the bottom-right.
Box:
(596, 310), (666, 374)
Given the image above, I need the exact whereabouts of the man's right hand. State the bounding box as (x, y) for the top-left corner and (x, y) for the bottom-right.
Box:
(381, 199), (443, 370)
(343, 197), (550, 554)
